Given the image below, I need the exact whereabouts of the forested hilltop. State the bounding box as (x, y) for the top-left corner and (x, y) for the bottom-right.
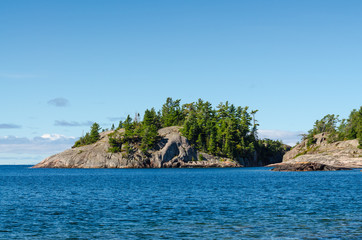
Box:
(302, 106), (362, 148)
(72, 98), (288, 166)
(280, 106), (362, 169)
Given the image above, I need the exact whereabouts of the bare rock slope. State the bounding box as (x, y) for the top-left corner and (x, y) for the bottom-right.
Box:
(281, 133), (362, 168)
(32, 127), (241, 168)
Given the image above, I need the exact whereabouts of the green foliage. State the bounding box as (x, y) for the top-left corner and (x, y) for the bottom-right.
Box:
(72, 122), (101, 148)
(180, 99), (258, 160)
(107, 110), (160, 154)
(105, 98), (259, 160)
(108, 131), (123, 153)
(72, 98), (291, 162)
(254, 139), (288, 165)
(89, 122), (101, 143)
(346, 107), (362, 147)
(306, 134), (316, 147)
(118, 120), (123, 129)
(161, 97), (184, 127)
(198, 153), (204, 161)
(304, 106), (362, 148)
(140, 126), (158, 153)
(143, 108), (161, 129)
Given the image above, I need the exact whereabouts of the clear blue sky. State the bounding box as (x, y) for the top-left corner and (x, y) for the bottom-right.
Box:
(1, 0), (361, 164)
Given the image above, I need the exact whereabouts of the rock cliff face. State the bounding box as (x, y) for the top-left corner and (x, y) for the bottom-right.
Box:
(281, 133), (362, 168)
(32, 127), (241, 168)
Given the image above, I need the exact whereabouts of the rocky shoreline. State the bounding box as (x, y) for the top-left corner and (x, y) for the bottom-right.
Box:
(32, 127), (362, 170)
(271, 162), (351, 172)
(32, 127), (243, 169)
(280, 133), (362, 169)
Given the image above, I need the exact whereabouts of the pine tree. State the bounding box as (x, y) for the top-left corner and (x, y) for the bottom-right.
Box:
(161, 97), (183, 127)
(89, 122), (101, 143)
(118, 120), (123, 129)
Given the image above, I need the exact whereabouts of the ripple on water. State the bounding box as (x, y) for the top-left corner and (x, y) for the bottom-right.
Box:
(0, 166), (361, 239)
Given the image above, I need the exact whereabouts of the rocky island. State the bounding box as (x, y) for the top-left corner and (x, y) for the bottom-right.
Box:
(33, 127), (241, 168)
(33, 98), (289, 169)
(279, 133), (362, 169)
(271, 108), (362, 171)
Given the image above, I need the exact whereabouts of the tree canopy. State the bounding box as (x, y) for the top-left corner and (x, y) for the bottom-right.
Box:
(72, 122), (101, 148)
(106, 98), (263, 161)
(72, 98), (288, 162)
(304, 106), (362, 148)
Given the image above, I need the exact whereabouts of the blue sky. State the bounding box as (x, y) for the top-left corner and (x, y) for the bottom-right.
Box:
(1, 0), (361, 164)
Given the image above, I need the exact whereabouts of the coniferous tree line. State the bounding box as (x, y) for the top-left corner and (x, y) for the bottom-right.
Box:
(73, 98), (287, 161)
(303, 106), (362, 148)
(72, 123), (101, 148)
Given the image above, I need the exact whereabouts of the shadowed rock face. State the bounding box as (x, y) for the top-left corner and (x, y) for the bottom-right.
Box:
(271, 162), (351, 172)
(282, 133), (362, 168)
(32, 127), (242, 168)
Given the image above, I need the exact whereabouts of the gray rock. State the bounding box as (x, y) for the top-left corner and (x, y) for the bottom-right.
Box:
(282, 133), (362, 168)
(271, 162), (351, 171)
(32, 126), (242, 168)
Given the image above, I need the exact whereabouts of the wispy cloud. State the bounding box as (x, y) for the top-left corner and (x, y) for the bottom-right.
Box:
(0, 134), (77, 165)
(54, 120), (93, 127)
(0, 123), (22, 129)
(0, 134), (76, 155)
(258, 129), (305, 146)
(48, 97), (69, 107)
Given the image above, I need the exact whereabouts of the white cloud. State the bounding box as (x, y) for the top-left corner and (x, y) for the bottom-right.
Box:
(258, 129), (305, 146)
(41, 133), (75, 141)
(0, 134), (77, 156)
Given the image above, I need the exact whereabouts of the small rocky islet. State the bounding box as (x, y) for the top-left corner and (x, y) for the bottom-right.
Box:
(32, 126), (282, 168)
(271, 162), (351, 172)
(274, 132), (362, 171)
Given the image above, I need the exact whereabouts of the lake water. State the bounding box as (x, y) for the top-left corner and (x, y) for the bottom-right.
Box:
(0, 166), (361, 239)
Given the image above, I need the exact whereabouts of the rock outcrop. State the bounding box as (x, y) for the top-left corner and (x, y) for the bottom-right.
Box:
(32, 127), (242, 168)
(281, 133), (362, 168)
(271, 162), (351, 171)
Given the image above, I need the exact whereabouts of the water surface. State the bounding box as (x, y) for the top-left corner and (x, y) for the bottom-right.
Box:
(0, 166), (361, 239)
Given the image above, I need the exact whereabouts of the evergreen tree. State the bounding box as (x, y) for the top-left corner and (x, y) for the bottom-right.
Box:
(72, 122), (101, 148)
(89, 122), (101, 143)
(304, 107), (362, 147)
(161, 97), (184, 127)
(143, 108), (161, 129)
(181, 100), (256, 160)
(123, 115), (134, 139)
(118, 120), (123, 129)
(141, 108), (160, 152)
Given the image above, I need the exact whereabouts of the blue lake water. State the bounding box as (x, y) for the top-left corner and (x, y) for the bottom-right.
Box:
(0, 166), (361, 239)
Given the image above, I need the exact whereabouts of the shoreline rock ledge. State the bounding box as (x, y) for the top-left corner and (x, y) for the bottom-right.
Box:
(280, 133), (362, 169)
(271, 162), (351, 172)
